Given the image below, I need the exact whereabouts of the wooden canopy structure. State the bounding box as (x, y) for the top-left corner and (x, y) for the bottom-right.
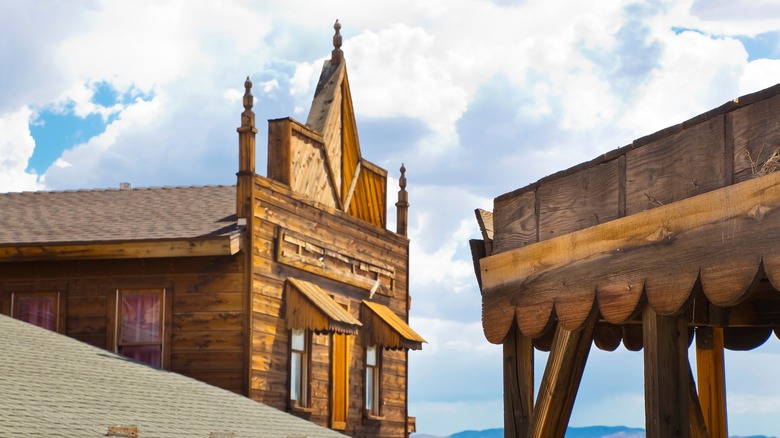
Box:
(471, 84), (780, 438)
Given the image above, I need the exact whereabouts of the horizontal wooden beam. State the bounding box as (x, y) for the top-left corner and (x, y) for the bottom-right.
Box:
(0, 234), (242, 261)
(480, 171), (780, 341)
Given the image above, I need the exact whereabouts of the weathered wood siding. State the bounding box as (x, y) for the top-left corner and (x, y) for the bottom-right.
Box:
(492, 85), (780, 255)
(249, 175), (410, 437)
(0, 256), (246, 394)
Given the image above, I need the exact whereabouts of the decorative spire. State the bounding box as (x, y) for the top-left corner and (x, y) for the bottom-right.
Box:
(396, 163), (409, 237)
(331, 20), (343, 64)
(241, 76), (255, 128)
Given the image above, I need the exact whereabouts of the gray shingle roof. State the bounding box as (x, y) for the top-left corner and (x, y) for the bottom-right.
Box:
(0, 314), (346, 438)
(0, 185), (238, 245)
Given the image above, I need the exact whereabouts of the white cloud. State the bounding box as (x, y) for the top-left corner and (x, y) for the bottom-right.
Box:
(0, 106), (42, 192)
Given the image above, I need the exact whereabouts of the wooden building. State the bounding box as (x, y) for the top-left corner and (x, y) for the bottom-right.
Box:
(0, 22), (424, 438)
(471, 84), (780, 438)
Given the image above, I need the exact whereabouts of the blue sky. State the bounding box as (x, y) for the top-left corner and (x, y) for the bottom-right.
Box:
(3, 0), (780, 436)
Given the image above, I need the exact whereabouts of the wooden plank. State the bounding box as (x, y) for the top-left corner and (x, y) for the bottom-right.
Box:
(538, 159), (620, 241)
(689, 363), (711, 438)
(527, 309), (597, 438)
(172, 311), (244, 332)
(266, 118), (292, 185)
(172, 292), (243, 312)
(0, 236), (242, 261)
(731, 93), (780, 183)
(481, 170), (780, 339)
(475, 209), (494, 241)
(593, 322), (622, 351)
(626, 115), (725, 215)
(696, 327), (728, 438)
(493, 190), (537, 254)
(643, 306), (689, 438)
(503, 325), (533, 438)
(171, 330), (244, 351)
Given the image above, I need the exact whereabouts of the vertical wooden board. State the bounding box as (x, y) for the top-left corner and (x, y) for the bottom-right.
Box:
(626, 116), (725, 215)
(267, 118), (292, 185)
(538, 159), (620, 241)
(696, 327), (728, 438)
(503, 326), (534, 438)
(731, 93), (780, 183)
(642, 306), (690, 438)
(493, 190), (537, 254)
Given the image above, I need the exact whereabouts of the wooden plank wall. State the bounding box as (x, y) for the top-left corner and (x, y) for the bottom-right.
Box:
(0, 256), (246, 394)
(249, 176), (410, 437)
(493, 88), (780, 253)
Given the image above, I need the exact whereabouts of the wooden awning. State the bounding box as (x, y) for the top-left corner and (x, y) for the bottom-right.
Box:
(480, 171), (780, 343)
(361, 300), (426, 350)
(284, 278), (362, 335)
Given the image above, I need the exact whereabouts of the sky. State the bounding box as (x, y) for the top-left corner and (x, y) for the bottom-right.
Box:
(3, 0), (780, 436)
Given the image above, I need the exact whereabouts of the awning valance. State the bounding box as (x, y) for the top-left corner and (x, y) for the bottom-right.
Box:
(284, 278), (362, 335)
(480, 171), (780, 343)
(361, 300), (426, 350)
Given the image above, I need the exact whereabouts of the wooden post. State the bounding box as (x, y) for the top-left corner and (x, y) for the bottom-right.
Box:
(643, 305), (690, 438)
(236, 76), (257, 219)
(527, 311), (597, 438)
(689, 362), (710, 438)
(503, 325), (533, 438)
(696, 326), (728, 438)
(396, 164), (409, 237)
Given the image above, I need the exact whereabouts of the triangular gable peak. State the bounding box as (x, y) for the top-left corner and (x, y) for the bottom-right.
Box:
(267, 21), (387, 229)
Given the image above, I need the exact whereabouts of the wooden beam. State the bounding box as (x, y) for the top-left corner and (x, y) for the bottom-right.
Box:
(0, 235), (243, 261)
(527, 309), (597, 438)
(695, 327), (728, 438)
(503, 325), (533, 438)
(643, 305), (689, 438)
(689, 362), (711, 438)
(481, 170), (780, 340)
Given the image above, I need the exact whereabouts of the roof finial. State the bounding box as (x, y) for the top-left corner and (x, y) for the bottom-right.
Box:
(396, 163), (409, 236)
(331, 20), (343, 64)
(241, 76), (255, 128)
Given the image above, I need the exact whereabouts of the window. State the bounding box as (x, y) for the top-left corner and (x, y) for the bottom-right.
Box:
(365, 345), (382, 416)
(290, 329), (310, 408)
(12, 292), (59, 331)
(116, 289), (163, 368)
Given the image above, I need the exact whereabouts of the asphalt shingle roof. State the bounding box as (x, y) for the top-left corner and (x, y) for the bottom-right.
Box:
(0, 314), (346, 438)
(0, 185), (239, 245)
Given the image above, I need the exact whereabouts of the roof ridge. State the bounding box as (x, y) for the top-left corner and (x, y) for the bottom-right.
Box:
(1, 184), (237, 196)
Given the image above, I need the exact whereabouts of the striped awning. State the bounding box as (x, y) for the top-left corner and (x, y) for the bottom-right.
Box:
(284, 278), (362, 335)
(361, 300), (426, 350)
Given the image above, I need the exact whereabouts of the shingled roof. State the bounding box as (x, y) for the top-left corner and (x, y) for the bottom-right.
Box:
(0, 185), (238, 245)
(0, 314), (346, 438)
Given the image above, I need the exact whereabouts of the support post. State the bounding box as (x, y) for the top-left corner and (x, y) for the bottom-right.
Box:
(527, 310), (597, 438)
(696, 326), (728, 438)
(643, 305), (690, 438)
(503, 325), (533, 438)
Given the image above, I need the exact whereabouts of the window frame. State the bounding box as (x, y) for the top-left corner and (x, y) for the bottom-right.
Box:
(289, 328), (312, 410)
(364, 344), (384, 419)
(114, 288), (166, 369)
(10, 291), (62, 332)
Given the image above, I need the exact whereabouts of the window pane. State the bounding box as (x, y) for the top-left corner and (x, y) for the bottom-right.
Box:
(290, 351), (301, 401)
(291, 329), (305, 351)
(366, 367), (374, 410)
(120, 345), (161, 368)
(121, 292), (161, 343)
(15, 295), (57, 331)
(366, 345), (376, 366)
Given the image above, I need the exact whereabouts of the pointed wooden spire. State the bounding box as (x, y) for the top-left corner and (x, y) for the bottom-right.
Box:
(331, 20), (343, 65)
(396, 163), (409, 236)
(237, 76), (257, 219)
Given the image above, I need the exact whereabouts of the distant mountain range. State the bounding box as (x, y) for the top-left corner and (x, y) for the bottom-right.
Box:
(412, 426), (777, 438)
